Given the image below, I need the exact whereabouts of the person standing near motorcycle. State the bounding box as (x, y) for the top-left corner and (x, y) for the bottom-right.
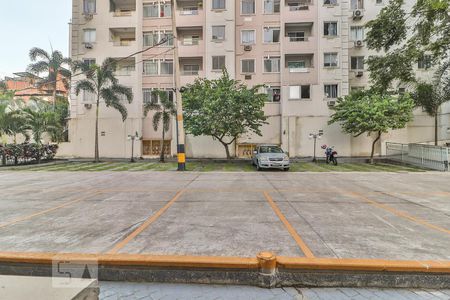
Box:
(321, 145), (338, 165)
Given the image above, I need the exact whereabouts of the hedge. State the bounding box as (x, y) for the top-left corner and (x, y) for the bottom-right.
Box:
(0, 143), (58, 166)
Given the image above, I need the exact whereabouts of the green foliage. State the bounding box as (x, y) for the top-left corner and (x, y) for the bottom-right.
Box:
(329, 90), (414, 136)
(74, 58), (133, 162)
(182, 70), (267, 158)
(329, 90), (414, 161)
(143, 90), (176, 162)
(365, 0), (450, 91)
(0, 143), (58, 166)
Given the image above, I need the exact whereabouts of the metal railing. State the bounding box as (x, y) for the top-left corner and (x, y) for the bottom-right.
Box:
(386, 142), (449, 171)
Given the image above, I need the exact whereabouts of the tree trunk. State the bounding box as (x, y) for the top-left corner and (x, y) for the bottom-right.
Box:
(52, 82), (57, 111)
(221, 142), (231, 160)
(1, 154), (5, 166)
(370, 131), (381, 164)
(94, 98), (100, 163)
(160, 130), (165, 163)
(434, 112), (438, 146)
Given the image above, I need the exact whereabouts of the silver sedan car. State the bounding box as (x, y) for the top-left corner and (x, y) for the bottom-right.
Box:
(252, 144), (290, 171)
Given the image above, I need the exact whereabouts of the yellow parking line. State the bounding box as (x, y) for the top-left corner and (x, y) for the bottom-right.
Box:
(107, 190), (185, 254)
(348, 192), (450, 235)
(263, 191), (315, 258)
(0, 191), (99, 229)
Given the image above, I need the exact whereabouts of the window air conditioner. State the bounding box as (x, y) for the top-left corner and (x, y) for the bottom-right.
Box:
(356, 71), (363, 77)
(354, 40), (364, 47)
(353, 9), (363, 19)
(84, 13), (94, 20)
(84, 43), (94, 49)
(327, 99), (336, 107)
(84, 103), (93, 109)
(244, 45), (252, 51)
(245, 75), (252, 80)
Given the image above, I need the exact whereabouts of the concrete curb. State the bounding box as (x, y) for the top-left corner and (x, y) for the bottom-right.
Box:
(0, 252), (449, 288)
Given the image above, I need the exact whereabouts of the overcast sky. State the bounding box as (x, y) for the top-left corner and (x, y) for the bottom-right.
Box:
(0, 0), (71, 79)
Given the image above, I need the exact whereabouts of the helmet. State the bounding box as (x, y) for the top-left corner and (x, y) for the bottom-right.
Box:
(321, 144), (327, 149)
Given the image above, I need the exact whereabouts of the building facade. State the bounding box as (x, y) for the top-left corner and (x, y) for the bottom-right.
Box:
(62, 0), (450, 159)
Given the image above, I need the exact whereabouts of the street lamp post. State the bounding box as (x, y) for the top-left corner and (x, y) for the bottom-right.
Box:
(308, 132), (323, 162)
(128, 131), (140, 163)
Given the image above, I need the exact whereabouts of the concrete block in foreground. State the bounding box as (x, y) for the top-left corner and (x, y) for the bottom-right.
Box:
(0, 275), (99, 300)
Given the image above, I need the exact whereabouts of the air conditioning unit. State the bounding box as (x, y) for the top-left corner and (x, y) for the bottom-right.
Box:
(353, 9), (363, 19)
(84, 103), (92, 109)
(84, 43), (93, 49)
(245, 75), (252, 80)
(327, 99), (336, 107)
(354, 40), (364, 47)
(244, 45), (252, 51)
(356, 71), (364, 77)
(83, 13), (94, 20)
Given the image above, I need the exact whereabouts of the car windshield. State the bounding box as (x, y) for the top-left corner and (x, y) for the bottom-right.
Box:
(259, 146), (283, 154)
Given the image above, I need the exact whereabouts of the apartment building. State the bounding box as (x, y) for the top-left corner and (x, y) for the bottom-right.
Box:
(62, 0), (449, 159)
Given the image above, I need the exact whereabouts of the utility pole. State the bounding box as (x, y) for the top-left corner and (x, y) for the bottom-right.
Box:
(308, 132), (323, 163)
(171, 0), (186, 171)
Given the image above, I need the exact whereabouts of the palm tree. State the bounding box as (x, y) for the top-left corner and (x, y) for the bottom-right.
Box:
(27, 47), (71, 109)
(413, 61), (450, 145)
(144, 90), (176, 162)
(74, 58), (133, 162)
(22, 101), (57, 163)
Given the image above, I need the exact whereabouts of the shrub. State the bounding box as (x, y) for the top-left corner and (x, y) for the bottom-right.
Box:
(0, 143), (58, 166)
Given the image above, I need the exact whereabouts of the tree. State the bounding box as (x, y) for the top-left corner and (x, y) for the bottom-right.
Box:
(412, 62), (450, 145)
(144, 90), (176, 162)
(329, 90), (415, 164)
(74, 58), (133, 162)
(27, 47), (71, 109)
(0, 80), (7, 93)
(22, 101), (58, 163)
(183, 70), (267, 159)
(365, 0), (450, 92)
(0, 102), (28, 143)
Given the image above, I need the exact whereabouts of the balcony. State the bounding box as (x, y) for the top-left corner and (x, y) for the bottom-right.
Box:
(180, 57), (203, 86)
(284, 22), (316, 54)
(109, 28), (137, 55)
(283, 54), (317, 85)
(283, 0), (315, 22)
(177, 28), (204, 57)
(109, 0), (137, 26)
(176, 0), (205, 28)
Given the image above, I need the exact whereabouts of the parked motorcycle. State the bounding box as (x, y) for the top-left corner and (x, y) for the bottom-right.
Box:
(322, 145), (338, 165)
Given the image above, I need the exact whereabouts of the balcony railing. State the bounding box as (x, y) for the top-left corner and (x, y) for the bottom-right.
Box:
(113, 10), (134, 17)
(112, 40), (135, 46)
(287, 36), (309, 42)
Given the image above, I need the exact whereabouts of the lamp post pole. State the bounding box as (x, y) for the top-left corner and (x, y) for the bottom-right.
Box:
(128, 132), (140, 163)
(309, 132), (323, 163)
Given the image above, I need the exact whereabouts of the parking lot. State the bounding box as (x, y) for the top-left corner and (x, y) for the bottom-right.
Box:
(0, 171), (449, 261)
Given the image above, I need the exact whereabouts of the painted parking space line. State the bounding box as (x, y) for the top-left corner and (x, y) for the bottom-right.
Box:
(0, 191), (101, 230)
(263, 191), (315, 258)
(107, 190), (185, 254)
(348, 192), (450, 235)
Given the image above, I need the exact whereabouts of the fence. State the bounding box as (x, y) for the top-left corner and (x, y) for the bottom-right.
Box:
(386, 142), (449, 171)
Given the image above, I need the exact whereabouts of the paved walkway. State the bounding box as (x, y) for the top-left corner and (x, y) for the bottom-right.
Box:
(0, 171), (449, 261)
(99, 282), (450, 300)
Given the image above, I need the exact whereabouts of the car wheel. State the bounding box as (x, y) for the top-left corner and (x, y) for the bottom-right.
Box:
(256, 161), (261, 171)
(284, 167), (290, 172)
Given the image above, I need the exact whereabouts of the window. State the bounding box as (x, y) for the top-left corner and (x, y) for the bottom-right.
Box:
(263, 27), (280, 43)
(183, 64), (200, 75)
(241, 30), (256, 44)
(266, 86), (281, 102)
(212, 0), (226, 9)
(143, 2), (171, 18)
(181, 6), (199, 15)
(143, 3), (159, 17)
(324, 84), (338, 98)
(161, 60), (173, 75)
(323, 0), (337, 5)
(241, 59), (255, 73)
(83, 59), (96, 67)
(376, 0), (382, 4)
(212, 56), (226, 70)
(161, 32), (174, 46)
(264, 57), (280, 72)
(289, 85), (310, 99)
(161, 2), (172, 17)
(143, 32), (159, 47)
(183, 35), (200, 45)
(144, 60), (158, 75)
(264, 0), (280, 13)
(212, 25), (226, 41)
(324, 22), (338, 36)
(351, 0), (364, 9)
(83, 29), (96, 43)
(324, 53), (338, 67)
(288, 61), (306, 72)
(83, 0), (96, 14)
(241, 0), (255, 14)
(351, 56), (364, 70)
(350, 26), (364, 41)
(287, 31), (305, 42)
(418, 55), (432, 69)
(287, 0), (311, 10)
(143, 88), (174, 104)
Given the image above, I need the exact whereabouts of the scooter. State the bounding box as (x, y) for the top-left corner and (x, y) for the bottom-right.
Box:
(322, 145), (338, 165)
